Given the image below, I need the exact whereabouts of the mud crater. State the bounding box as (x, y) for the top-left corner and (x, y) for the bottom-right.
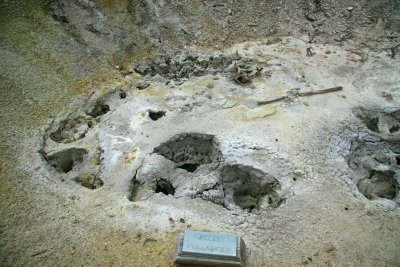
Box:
(48, 87), (126, 144)
(153, 133), (222, 172)
(348, 107), (400, 203)
(49, 115), (94, 144)
(220, 164), (282, 211)
(41, 88), (128, 190)
(46, 148), (88, 173)
(43, 146), (103, 190)
(131, 133), (283, 213)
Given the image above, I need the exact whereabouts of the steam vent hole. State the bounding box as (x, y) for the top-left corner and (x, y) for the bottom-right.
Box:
(220, 164), (281, 211)
(155, 179), (175, 195)
(153, 133), (222, 172)
(46, 148), (87, 173)
(149, 111), (166, 121)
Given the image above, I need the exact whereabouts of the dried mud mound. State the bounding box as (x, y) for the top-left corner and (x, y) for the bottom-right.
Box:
(133, 51), (263, 89)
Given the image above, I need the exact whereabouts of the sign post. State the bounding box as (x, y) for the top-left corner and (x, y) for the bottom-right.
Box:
(175, 230), (245, 266)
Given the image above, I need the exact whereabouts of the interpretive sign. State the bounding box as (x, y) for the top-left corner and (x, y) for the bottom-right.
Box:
(175, 230), (245, 267)
(182, 231), (237, 256)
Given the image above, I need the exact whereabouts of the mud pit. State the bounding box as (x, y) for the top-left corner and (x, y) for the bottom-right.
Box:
(347, 108), (400, 203)
(154, 133), (222, 171)
(1, 1), (400, 267)
(220, 164), (281, 211)
(31, 38), (400, 266)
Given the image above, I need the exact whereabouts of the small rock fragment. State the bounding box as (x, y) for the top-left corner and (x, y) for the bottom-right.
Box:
(137, 81), (150, 90)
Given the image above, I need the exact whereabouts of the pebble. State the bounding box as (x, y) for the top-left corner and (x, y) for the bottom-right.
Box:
(347, 6), (354, 11)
